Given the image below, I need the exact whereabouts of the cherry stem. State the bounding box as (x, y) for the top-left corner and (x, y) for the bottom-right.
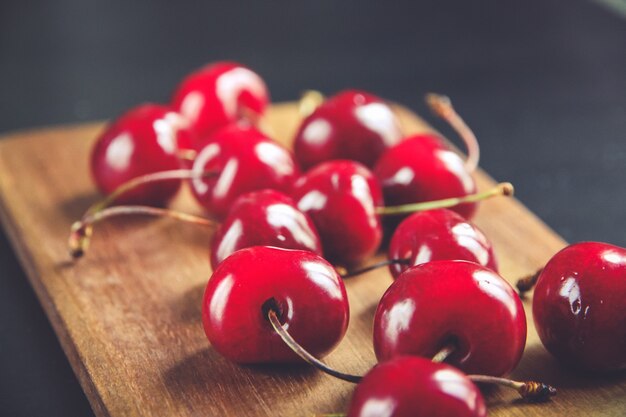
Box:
(267, 308), (362, 383)
(68, 205), (214, 259)
(177, 149), (198, 162)
(516, 268), (543, 295)
(431, 343), (556, 401)
(376, 182), (514, 216)
(298, 90), (325, 118)
(313, 415), (345, 417)
(431, 343), (456, 363)
(337, 258), (411, 278)
(426, 93), (480, 173)
(468, 375), (557, 402)
(69, 168), (218, 259)
(86, 169), (216, 217)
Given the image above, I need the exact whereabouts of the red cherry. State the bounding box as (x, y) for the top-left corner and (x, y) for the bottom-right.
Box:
(293, 90), (402, 170)
(202, 246), (349, 363)
(90, 103), (192, 205)
(291, 160), (383, 267)
(387, 209), (497, 279)
(172, 61), (269, 139)
(190, 124), (300, 219)
(374, 93), (483, 225)
(209, 189), (322, 270)
(374, 261), (526, 376)
(532, 242), (626, 372)
(374, 133), (478, 220)
(347, 356), (487, 417)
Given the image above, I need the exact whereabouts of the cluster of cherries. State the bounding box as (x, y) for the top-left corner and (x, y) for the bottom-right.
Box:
(69, 61), (626, 417)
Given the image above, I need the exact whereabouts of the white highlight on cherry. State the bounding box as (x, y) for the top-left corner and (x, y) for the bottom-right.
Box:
(354, 102), (402, 146)
(105, 132), (134, 172)
(301, 118), (332, 146)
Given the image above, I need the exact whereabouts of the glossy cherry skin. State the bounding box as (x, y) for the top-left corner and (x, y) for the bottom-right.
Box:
(190, 124), (300, 219)
(172, 61), (269, 139)
(291, 160), (383, 267)
(374, 134), (477, 223)
(347, 356), (486, 417)
(374, 261), (526, 376)
(388, 209), (497, 279)
(202, 246), (349, 363)
(533, 242), (626, 372)
(91, 103), (193, 205)
(209, 189), (322, 270)
(293, 90), (403, 170)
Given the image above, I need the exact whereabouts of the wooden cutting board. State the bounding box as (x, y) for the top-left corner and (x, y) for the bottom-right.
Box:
(0, 103), (623, 417)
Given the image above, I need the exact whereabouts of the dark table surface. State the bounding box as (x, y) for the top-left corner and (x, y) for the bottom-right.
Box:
(1, 1), (625, 416)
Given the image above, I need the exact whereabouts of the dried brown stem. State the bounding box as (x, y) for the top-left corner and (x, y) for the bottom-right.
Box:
(516, 268), (543, 295)
(338, 258), (411, 278)
(468, 375), (557, 402)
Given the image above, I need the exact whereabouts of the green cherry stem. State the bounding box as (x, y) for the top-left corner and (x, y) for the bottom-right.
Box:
(431, 343), (456, 363)
(375, 182), (514, 216)
(313, 414), (346, 417)
(69, 205), (214, 259)
(177, 149), (198, 161)
(86, 169), (215, 217)
(70, 168), (218, 259)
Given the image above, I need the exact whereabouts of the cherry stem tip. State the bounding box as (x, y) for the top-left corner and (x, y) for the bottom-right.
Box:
(425, 93), (480, 173)
(425, 93), (453, 118)
(431, 343), (456, 363)
(468, 375), (557, 402)
(516, 268), (543, 295)
(299, 90), (325, 118)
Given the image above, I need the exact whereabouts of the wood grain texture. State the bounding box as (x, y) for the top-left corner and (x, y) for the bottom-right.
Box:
(0, 103), (623, 417)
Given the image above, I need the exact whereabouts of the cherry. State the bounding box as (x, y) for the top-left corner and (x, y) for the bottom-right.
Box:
(374, 94), (480, 222)
(190, 123), (300, 219)
(293, 90), (403, 170)
(209, 189), (322, 270)
(172, 61), (269, 139)
(291, 160), (384, 267)
(387, 208), (497, 279)
(374, 260), (526, 376)
(532, 242), (626, 372)
(90, 103), (193, 205)
(374, 133), (477, 221)
(202, 246), (349, 363)
(347, 356), (487, 417)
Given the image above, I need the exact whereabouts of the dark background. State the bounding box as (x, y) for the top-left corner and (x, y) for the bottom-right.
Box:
(0, 1), (624, 415)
